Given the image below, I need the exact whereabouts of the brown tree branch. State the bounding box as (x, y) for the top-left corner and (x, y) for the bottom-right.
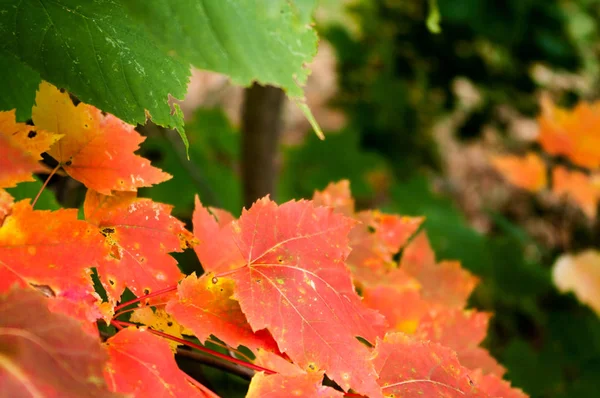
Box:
(241, 83), (286, 208)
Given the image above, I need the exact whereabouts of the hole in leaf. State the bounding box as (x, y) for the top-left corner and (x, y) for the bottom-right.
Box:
(27, 131), (37, 138)
(211, 276), (218, 284)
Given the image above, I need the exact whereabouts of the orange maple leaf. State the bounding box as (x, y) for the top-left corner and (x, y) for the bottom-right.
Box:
(0, 189), (13, 224)
(32, 82), (171, 194)
(491, 152), (547, 192)
(0, 109), (62, 188)
(538, 95), (600, 169)
(0, 200), (104, 299)
(552, 166), (600, 218)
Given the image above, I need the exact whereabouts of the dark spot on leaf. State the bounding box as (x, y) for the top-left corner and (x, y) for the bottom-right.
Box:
(65, 160), (72, 166)
(167, 321), (173, 327)
(211, 277), (218, 284)
(367, 225), (376, 233)
(139, 257), (145, 263)
(108, 279), (115, 286)
(100, 227), (115, 237)
(255, 279), (262, 284)
(143, 288), (150, 295)
(308, 363), (316, 371)
(27, 131), (37, 138)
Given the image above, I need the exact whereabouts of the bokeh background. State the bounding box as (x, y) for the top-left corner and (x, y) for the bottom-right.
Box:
(11, 1), (600, 396)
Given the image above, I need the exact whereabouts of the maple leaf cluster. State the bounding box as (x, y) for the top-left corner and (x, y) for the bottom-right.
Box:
(1, 82), (526, 397)
(492, 95), (600, 218)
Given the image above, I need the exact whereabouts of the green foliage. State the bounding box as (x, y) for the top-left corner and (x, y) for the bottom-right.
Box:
(120, 0), (317, 99)
(0, 0), (190, 132)
(141, 109), (241, 218)
(6, 177), (60, 211)
(0, 54), (40, 121)
(278, 128), (389, 203)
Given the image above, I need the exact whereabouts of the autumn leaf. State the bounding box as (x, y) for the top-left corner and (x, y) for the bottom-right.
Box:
(129, 307), (190, 352)
(104, 328), (205, 396)
(552, 166), (600, 218)
(0, 200), (104, 299)
(84, 190), (195, 302)
(400, 231), (478, 308)
(552, 250), (600, 315)
(347, 210), (422, 286)
(538, 95), (600, 169)
(361, 269), (428, 334)
(166, 273), (279, 353)
(247, 372), (344, 398)
(0, 109), (62, 188)
(251, 349), (344, 397)
(415, 310), (505, 376)
(312, 180), (355, 216)
(470, 369), (528, 398)
(372, 333), (487, 398)
(32, 82), (171, 194)
(47, 295), (113, 337)
(192, 196), (245, 274)
(0, 189), (13, 224)
(0, 288), (116, 397)
(491, 152), (547, 192)
(222, 197), (384, 397)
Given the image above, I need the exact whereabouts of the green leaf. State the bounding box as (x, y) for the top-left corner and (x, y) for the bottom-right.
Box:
(5, 178), (60, 211)
(0, 53), (41, 121)
(120, 0), (317, 98)
(0, 0), (189, 132)
(426, 0), (442, 34)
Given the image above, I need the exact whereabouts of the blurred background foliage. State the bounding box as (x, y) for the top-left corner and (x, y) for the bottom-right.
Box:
(24, 0), (600, 396)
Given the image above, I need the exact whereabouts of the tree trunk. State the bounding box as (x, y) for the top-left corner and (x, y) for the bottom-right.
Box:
(241, 83), (286, 208)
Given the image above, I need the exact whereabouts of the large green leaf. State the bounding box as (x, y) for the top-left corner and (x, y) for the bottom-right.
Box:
(0, 0), (189, 132)
(121, 0), (317, 98)
(0, 53), (40, 121)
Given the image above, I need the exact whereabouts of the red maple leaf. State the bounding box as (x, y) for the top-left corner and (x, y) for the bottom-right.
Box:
(166, 273), (279, 352)
(192, 196), (246, 274)
(32, 82), (170, 194)
(104, 328), (206, 396)
(373, 333), (488, 398)
(415, 309), (505, 376)
(312, 180), (355, 216)
(84, 190), (195, 302)
(0, 288), (116, 397)
(401, 231), (478, 308)
(215, 197), (384, 397)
